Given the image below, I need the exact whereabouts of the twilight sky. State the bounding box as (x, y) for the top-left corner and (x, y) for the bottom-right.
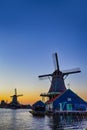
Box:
(0, 0), (87, 104)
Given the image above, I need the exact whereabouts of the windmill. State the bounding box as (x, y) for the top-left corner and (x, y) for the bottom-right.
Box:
(38, 53), (81, 101)
(10, 88), (23, 105)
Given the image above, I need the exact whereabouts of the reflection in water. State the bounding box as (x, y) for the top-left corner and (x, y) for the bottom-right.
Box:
(49, 115), (64, 130)
(48, 114), (87, 130)
(0, 109), (87, 130)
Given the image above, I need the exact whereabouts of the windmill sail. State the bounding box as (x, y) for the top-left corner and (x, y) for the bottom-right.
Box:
(62, 68), (81, 76)
(38, 74), (52, 78)
(55, 53), (59, 71)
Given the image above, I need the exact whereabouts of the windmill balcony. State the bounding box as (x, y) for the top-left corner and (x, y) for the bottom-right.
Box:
(40, 92), (61, 97)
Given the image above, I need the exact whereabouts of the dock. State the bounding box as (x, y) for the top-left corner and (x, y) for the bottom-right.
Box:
(46, 110), (87, 118)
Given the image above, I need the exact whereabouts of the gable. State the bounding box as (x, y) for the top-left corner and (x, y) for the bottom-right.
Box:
(32, 100), (45, 108)
(53, 89), (87, 107)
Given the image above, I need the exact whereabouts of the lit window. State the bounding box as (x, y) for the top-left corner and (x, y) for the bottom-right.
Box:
(67, 98), (71, 101)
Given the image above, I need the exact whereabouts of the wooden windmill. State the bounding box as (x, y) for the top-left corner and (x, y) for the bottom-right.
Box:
(38, 53), (81, 101)
(10, 88), (23, 105)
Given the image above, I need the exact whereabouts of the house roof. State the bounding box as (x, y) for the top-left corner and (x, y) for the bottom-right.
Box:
(32, 100), (45, 108)
(46, 93), (63, 103)
(46, 89), (87, 105)
(54, 89), (87, 105)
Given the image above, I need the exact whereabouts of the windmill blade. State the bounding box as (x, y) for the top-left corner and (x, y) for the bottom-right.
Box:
(53, 53), (57, 70)
(54, 52), (59, 71)
(15, 88), (17, 95)
(10, 96), (13, 98)
(62, 68), (81, 76)
(17, 94), (23, 97)
(38, 73), (52, 78)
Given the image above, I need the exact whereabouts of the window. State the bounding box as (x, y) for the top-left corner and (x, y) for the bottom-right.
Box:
(67, 98), (71, 101)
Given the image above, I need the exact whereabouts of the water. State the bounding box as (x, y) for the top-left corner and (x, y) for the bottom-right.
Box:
(0, 109), (87, 130)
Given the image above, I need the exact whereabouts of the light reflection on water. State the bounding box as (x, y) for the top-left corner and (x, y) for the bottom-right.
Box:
(0, 109), (87, 130)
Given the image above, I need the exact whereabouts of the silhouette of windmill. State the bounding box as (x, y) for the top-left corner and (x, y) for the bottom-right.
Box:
(10, 88), (23, 105)
(38, 53), (81, 101)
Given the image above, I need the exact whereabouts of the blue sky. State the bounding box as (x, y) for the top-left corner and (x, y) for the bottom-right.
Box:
(0, 0), (87, 104)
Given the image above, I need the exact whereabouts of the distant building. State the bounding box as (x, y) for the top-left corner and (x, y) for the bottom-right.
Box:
(0, 100), (7, 108)
(32, 100), (45, 110)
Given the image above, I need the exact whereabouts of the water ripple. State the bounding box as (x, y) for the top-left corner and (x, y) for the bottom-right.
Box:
(0, 109), (87, 130)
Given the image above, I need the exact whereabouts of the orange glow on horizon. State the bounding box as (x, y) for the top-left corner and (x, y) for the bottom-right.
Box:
(0, 91), (42, 105)
(0, 89), (87, 105)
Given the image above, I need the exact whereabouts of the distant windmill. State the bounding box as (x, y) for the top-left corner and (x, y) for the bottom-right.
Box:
(10, 88), (23, 105)
(38, 52), (81, 100)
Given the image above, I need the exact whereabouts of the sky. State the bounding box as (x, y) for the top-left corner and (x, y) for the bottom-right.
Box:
(0, 0), (87, 105)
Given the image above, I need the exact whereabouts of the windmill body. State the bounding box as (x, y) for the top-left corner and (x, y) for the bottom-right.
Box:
(49, 73), (66, 93)
(10, 88), (23, 108)
(11, 95), (18, 105)
(39, 53), (81, 101)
